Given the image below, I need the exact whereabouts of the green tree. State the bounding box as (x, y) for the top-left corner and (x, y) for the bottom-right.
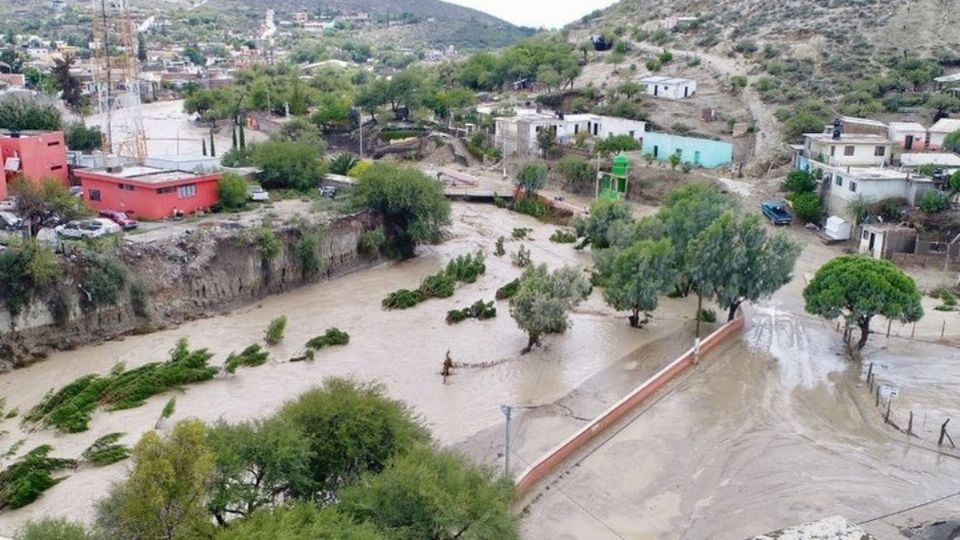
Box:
(943, 130), (960, 154)
(271, 117), (326, 153)
(352, 164), (451, 259)
(94, 420), (216, 539)
(277, 378), (431, 500)
(0, 94), (61, 131)
(215, 503), (382, 539)
(252, 141), (327, 191)
(949, 170), (960, 195)
(206, 416), (312, 524)
(784, 169), (816, 194)
(803, 256), (923, 350)
(575, 198), (633, 249)
(791, 192), (823, 222)
(927, 94), (960, 120)
(52, 53), (82, 112)
(0, 240), (61, 317)
(668, 152), (681, 170)
(688, 213), (801, 322)
(558, 156), (593, 193)
(919, 189), (949, 213)
(509, 264), (591, 353)
(63, 122), (102, 152)
(218, 173), (249, 210)
(594, 134), (641, 154)
(516, 162), (548, 193)
(10, 178), (90, 237)
(602, 239), (673, 327)
(340, 446), (518, 540)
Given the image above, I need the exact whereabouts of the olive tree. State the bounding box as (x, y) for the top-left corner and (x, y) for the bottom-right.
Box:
(574, 198), (633, 249)
(687, 212), (801, 322)
(803, 256), (923, 350)
(515, 162), (548, 194)
(509, 264), (591, 353)
(602, 238), (673, 327)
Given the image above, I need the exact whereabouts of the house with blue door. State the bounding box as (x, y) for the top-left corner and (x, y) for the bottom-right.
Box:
(641, 132), (733, 168)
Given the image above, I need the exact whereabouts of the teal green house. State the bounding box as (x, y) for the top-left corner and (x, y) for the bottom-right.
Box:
(642, 132), (733, 168)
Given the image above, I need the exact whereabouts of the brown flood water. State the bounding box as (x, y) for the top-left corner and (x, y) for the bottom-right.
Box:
(0, 203), (689, 533)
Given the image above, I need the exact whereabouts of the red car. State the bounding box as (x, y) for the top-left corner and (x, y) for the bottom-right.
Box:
(98, 210), (139, 230)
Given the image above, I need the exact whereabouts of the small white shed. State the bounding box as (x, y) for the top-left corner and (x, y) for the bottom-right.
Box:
(887, 122), (927, 151)
(824, 216), (851, 241)
(639, 76), (697, 100)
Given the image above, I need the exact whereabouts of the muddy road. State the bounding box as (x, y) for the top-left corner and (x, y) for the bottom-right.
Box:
(0, 203), (700, 534)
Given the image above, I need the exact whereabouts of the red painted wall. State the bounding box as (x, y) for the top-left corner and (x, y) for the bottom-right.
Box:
(75, 170), (221, 220)
(0, 132), (70, 191)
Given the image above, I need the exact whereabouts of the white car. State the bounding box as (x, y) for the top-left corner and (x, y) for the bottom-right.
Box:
(55, 218), (122, 239)
(0, 211), (22, 231)
(248, 186), (270, 202)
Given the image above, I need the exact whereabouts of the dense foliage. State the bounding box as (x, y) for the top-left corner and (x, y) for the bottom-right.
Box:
(509, 264), (591, 353)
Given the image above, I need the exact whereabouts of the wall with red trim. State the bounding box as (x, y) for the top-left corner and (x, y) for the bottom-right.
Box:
(515, 315), (745, 496)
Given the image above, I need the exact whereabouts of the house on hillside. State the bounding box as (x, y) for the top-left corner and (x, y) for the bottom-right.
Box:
(797, 131), (894, 168)
(74, 165), (221, 220)
(887, 122), (927, 152)
(928, 118), (960, 150)
(639, 76), (697, 100)
(899, 153), (960, 174)
(641, 132), (733, 168)
(838, 116), (888, 137)
(494, 113), (645, 158)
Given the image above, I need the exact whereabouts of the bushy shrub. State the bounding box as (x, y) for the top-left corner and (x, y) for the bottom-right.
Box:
(264, 316), (287, 345)
(419, 272), (456, 299)
(382, 289), (424, 310)
(512, 195), (550, 218)
(15, 517), (89, 540)
(512, 227), (532, 240)
(329, 153), (359, 175)
(494, 237), (505, 256)
(81, 433), (130, 466)
(558, 156), (593, 193)
(792, 192), (823, 222)
(445, 250), (486, 283)
(224, 344), (270, 374)
(359, 227), (387, 257)
(512, 245), (532, 268)
(305, 328), (350, 350)
(0, 445), (76, 509)
(697, 308), (717, 323)
(218, 173), (249, 210)
(550, 229), (577, 243)
(80, 255), (129, 312)
(919, 190), (949, 213)
(446, 300), (496, 324)
(130, 279), (150, 319)
(296, 232), (322, 277)
(496, 279), (521, 300)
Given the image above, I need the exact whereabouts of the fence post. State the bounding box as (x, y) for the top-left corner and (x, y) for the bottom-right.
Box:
(875, 386), (881, 407)
(887, 319), (892, 338)
(942, 320), (947, 339)
(908, 411), (913, 436)
(912, 322), (916, 338)
(867, 362), (874, 384)
(885, 399), (892, 423)
(940, 418), (951, 446)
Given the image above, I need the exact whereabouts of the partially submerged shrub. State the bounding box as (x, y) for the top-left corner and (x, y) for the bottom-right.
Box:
(419, 272), (456, 299)
(512, 245), (532, 268)
(550, 229), (577, 243)
(512, 227), (532, 240)
(0, 445), (76, 509)
(697, 308), (717, 323)
(264, 316), (287, 345)
(382, 288), (424, 310)
(81, 433), (130, 466)
(494, 237), (505, 256)
(224, 344), (270, 374)
(495, 278), (521, 300)
(445, 250), (485, 283)
(446, 300), (496, 324)
(305, 328), (350, 350)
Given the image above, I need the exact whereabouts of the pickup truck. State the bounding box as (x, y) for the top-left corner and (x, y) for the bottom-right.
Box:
(761, 201), (793, 226)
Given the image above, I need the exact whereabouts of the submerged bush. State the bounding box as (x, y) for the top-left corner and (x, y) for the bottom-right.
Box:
(0, 445), (76, 509)
(383, 251), (487, 309)
(224, 344), (270, 374)
(419, 272), (456, 299)
(305, 328), (350, 350)
(382, 288), (424, 310)
(264, 316), (287, 345)
(446, 300), (497, 324)
(495, 279), (521, 300)
(550, 229), (577, 243)
(81, 433), (130, 466)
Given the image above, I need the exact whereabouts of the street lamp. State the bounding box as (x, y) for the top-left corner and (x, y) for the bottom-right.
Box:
(499, 403), (541, 478)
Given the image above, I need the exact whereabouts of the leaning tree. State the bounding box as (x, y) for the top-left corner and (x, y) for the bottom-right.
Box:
(803, 256), (923, 350)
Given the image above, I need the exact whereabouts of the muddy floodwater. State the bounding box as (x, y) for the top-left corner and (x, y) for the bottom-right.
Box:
(0, 203), (693, 533)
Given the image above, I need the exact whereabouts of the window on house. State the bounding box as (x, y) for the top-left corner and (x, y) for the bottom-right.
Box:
(830, 146), (836, 156)
(178, 184), (197, 198)
(874, 146), (886, 157)
(157, 187), (176, 194)
(50, 165), (63, 171)
(47, 141), (60, 147)
(835, 176), (843, 187)
(89, 189), (101, 201)
(119, 184), (135, 191)
(844, 146), (855, 156)
(629, 130), (635, 138)
(849, 181), (857, 193)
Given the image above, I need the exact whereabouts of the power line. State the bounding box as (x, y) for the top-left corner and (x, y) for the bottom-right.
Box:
(856, 490), (960, 526)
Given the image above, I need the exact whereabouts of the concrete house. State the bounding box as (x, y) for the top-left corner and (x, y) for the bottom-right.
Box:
(0, 131), (70, 200)
(887, 122), (927, 152)
(838, 116), (888, 137)
(859, 224), (918, 260)
(641, 132), (733, 168)
(639, 76), (697, 100)
(495, 113), (645, 158)
(74, 165), (222, 220)
(928, 118), (960, 150)
(899, 152), (960, 174)
(800, 132), (894, 168)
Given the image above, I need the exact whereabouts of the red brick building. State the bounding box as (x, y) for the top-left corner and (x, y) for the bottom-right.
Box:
(74, 166), (221, 220)
(0, 131), (70, 199)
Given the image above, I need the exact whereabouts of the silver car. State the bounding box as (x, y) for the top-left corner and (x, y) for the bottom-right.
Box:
(55, 218), (122, 239)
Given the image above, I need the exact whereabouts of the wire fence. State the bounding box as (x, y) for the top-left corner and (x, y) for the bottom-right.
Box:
(862, 361), (956, 449)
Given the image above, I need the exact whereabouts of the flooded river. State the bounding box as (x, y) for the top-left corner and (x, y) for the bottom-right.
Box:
(0, 203), (678, 533)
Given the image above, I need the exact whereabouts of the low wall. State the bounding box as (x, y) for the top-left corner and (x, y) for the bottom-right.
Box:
(514, 315), (745, 496)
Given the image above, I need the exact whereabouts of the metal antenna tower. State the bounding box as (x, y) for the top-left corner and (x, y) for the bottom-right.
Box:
(91, 0), (147, 163)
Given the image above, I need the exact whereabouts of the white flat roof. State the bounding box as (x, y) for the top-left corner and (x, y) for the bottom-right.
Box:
(900, 153), (960, 167)
(930, 118), (960, 132)
(888, 122), (926, 131)
(842, 167), (908, 180)
(804, 133), (894, 144)
(639, 75), (694, 85)
(841, 116), (887, 129)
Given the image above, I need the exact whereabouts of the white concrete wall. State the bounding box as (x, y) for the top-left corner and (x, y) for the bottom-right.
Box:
(888, 127), (927, 150)
(809, 140), (891, 166)
(644, 81), (696, 99)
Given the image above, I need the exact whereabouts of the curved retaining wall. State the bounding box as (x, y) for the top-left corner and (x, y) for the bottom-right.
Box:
(515, 315), (746, 496)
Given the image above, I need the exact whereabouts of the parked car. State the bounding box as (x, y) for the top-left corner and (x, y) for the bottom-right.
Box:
(0, 197), (16, 212)
(69, 186), (84, 198)
(761, 200), (793, 226)
(248, 186), (270, 202)
(99, 210), (139, 230)
(0, 211), (23, 231)
(55, 218), (122, 239)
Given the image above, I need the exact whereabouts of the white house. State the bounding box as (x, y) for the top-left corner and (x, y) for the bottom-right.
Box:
(820, 166), (937, 220)
(800, 132), (894, 168)
(899, 152), (960, 174)
(928, 118), (960, 150)
(494, 113), (645, 158)
(859, 224), (918, 260)
(639, 76), (697, 100)
(887, 122), (927, 151)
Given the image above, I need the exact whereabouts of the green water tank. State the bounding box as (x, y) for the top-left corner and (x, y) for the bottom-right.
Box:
(612, 153), (630, 177)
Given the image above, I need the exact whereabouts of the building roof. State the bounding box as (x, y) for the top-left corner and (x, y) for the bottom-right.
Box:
(79, 166), (211, 185)
(804, 132), (894, 145)
(899, 153), (960, 167)
(888, 121), (926, 132)
(930, 118), (960, 133)
(639, 75), (694, 85)
(840, 116), (888, 129)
